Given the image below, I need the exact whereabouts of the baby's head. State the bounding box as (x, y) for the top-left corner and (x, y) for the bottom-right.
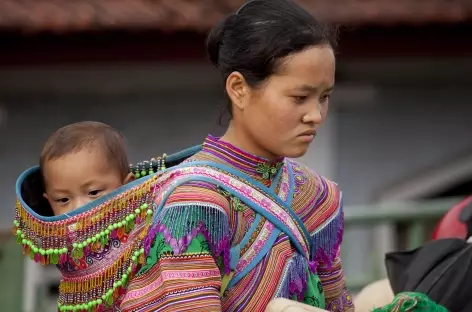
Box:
(40, 121), (134, 216)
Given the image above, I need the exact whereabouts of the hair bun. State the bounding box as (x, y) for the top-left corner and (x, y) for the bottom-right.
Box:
(206, 14), (237, 67)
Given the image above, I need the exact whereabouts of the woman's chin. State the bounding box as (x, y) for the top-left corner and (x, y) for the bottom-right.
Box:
(281, 145), (310, 159)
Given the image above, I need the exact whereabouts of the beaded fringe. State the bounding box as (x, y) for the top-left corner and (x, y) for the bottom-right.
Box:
(310, 203), (344, 268)
(278, 253), (309, 301)
(13, 175), (160, 311)
(145, 204), (231, 272)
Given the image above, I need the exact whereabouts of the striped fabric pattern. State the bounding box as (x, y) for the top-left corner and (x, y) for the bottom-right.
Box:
(120, 135), (353, 311)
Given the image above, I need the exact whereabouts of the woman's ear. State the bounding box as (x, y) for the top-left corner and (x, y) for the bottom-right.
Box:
(225, 71), (249, 111)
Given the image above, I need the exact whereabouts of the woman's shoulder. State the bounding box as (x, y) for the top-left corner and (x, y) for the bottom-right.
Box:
(288, 159), (341, 196)
(164, 180), (231, 212)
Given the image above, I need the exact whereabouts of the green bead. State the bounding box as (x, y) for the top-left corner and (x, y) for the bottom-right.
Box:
(39, 249), (46, 255)
(125, 216), (131, 222)
(97, 299), (103, 305)
(60, 307), (65, 311)
(122, 273), (128, 281)
(107, 225), (114, 231)
(87, 302), (93, 308)
(53, 249), (59, 255)
(102, 295), (106, 301)
(135, 173), (141, 178)
(86, 238), (92, 244)
(32, 247), (38, 253)
(91, 237), (97, 243)
(140, 248), (144, 254)
(62, 248), (68, 253)
(134, 251), (140, 257)
(130, 214), (135, 220)
(141, 203), (148, 209)
(46, 249), (52, 255)
(99, 231), (105, 237)
(21, 239), (26, 244)
(146, 209), (153, 215)
(16, 229), (21, 235)
(72, 243), (78, 248)
(117, 281), (122, 287)
(131, 256), (137, 262)
(127, 267), (132, 273)
(78, 243), (84, 249)
(113, 282), (118, 288)
(105, 229), (110, 235)
(135, 208), (140, 214)
(20, 233), (24, 238)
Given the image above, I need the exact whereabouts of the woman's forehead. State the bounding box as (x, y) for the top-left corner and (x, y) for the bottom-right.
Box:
(269, 48), (335, 89)
(281, 46), (335, 74)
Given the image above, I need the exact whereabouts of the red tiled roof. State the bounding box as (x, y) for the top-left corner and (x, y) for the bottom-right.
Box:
(0, 0), (471, 33)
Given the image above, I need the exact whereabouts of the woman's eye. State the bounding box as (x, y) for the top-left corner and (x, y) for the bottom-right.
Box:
(89, 190), (101, 196)
(293, 96), (308, 104)
(320, 94), (331, 103)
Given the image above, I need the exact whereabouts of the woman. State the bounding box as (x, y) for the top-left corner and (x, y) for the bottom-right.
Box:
(13, 0), (351, 311)
(121, 0), (352, 311)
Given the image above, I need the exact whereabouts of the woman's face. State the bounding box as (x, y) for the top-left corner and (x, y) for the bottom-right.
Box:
(229, 45), (335, 160)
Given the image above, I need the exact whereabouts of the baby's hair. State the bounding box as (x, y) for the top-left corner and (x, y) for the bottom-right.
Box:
(40, 121), (130, 179)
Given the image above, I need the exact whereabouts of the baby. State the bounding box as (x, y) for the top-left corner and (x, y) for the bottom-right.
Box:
(40, 121), (135, 215)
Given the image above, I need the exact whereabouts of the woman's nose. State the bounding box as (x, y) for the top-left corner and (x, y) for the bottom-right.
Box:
(302, 102), (323, 124)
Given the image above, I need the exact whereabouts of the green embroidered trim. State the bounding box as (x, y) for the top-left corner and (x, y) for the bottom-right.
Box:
(256, 162), (283, 180)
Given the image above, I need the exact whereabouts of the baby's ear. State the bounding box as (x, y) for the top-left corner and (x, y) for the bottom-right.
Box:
(43, 192), (49, 200)
(124, 172), (136, 184)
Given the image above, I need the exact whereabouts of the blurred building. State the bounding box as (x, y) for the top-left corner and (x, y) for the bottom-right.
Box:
(0, 1), (471, 311)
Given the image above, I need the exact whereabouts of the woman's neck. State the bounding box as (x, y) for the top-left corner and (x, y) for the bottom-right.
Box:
(221, 122), (280, 162)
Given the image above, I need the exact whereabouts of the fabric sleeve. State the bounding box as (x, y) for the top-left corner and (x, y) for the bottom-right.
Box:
(317, 249), (354, 312)
(302, 175), (354, 312)
(120, 183), (232, 312)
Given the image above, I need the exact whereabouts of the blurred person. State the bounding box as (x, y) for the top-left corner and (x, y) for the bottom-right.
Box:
(13, 0), (353, 311)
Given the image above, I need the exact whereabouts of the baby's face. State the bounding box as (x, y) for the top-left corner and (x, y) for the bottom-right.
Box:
(42, 148), (130, 216)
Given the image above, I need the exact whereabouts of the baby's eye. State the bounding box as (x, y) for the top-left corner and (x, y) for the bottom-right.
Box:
(89, 190), (102, 196)
(56, 198), (69, 204)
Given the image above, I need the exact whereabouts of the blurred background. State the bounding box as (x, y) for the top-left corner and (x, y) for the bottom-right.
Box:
(0, 0), (471, 311)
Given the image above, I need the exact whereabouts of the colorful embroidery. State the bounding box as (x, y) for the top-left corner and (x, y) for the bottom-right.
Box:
(121, 136), (352, 311)
(15, 136), (352, 312)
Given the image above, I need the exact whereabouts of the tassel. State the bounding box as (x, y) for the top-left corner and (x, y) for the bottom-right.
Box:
(277, 254), (309, 300)
(310, 200), (343, 267)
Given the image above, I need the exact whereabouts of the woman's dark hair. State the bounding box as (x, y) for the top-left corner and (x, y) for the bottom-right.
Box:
(206, 0), (337, 118)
